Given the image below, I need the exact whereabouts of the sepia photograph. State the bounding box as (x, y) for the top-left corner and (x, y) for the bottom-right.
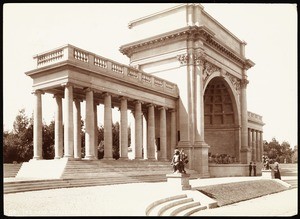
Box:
(3, 3), (297, 216)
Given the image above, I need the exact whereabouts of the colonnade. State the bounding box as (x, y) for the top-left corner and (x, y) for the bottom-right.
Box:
(32, 84), (176, 161)
(248, 128), (264, 162)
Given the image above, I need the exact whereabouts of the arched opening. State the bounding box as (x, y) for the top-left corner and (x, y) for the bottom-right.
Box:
(204, 77), (239, 164)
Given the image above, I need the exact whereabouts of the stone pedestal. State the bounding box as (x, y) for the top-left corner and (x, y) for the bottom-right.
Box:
(166, 173), (191, 190)
(261, 169), (274, 179)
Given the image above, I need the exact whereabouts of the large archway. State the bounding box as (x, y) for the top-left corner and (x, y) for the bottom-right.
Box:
(204, 76), (240, 162)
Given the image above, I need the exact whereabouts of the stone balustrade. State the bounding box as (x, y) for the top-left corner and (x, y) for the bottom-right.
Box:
(33, 44), (178, 96)
(248, 111), (263, 122)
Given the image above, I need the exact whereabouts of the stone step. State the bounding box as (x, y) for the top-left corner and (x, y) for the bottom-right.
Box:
(165, 201), (201, 216)
(177, 205), (207, 216)
(149, 197), (194, 216)
(4, 175), (167, 194)
(145, 194), (187, 216)
(3, 164), (23, 178)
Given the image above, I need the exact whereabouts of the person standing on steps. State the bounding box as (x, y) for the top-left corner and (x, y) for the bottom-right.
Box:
(249, 161), (253, 176)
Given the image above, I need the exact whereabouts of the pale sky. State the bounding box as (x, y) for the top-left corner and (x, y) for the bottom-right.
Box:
(3, 3), (298, 148)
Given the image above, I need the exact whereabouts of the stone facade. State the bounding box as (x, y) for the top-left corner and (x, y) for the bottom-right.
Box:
(24, 3), (264, 178)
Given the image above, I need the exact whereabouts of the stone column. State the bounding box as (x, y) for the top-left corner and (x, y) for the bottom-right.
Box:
(84, 88), (95, 160)
(134, 100), (143, 159)
(142, 112), (147, 159)
(260, 131), (264, 161)
(240, 77), (251, 164)
(159, 106), (167, 160)
(256, 130), (259, 162)
(248, 128), (252, 160)
(54, 94), (63, 159)
(73, 98), (82, 159)
(120, 97), (128, 159)
(94, 101), (98, 159)
(104, 93), (113, 159)
(63, 83), (74, 158)
(33, 90), (44, 159)
(130, 110), (136, 159)
(147, 104), (155, 160)
(170, 109), (176, 158)
(252, 129), (256, 162)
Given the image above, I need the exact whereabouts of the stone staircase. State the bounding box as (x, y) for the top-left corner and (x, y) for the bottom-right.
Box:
(3, 163), (23, 178)
(145, 194), (207, 216)
(4, 159), (200, 194)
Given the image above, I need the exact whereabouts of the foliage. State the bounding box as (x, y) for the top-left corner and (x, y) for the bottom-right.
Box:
(263, 138), (294, 163)
(3, 109), (33, 163)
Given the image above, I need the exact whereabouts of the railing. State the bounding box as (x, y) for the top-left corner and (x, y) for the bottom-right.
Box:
(33, 44), (178, 96)
(248, 111), (263, 121)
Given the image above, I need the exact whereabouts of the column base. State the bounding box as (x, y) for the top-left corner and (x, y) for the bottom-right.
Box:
(33, 156), (43, 160)
(83, 155), (96, 160)
(54, 156), (62, 159)
(73, 157), (82, 161)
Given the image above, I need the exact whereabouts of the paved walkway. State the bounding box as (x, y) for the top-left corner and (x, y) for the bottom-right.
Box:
(3, 176), (298, 216)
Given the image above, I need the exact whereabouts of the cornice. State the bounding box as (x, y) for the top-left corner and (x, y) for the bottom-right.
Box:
(120, 26), (254, 69)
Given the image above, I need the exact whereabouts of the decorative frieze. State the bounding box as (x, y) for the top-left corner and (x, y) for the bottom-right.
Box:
(226, 72), (241, 91)
(203, 61), (220, 81)
(177, 53), (189, 65)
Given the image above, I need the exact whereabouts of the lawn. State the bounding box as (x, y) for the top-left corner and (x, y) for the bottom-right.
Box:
(197, 179), (288, 206)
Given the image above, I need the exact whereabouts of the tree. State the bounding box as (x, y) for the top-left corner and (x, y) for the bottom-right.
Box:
(3, 109), (33, 163)
(263, 138), (293, 163)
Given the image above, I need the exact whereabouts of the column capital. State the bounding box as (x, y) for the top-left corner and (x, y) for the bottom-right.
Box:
(61, 82), (75, 88)
(53, 93), (63, 99)
(119, 96), (128, 101)
(74, 97), (83, 102)
(32, 89), (45, 95)
(133, 99), (143, 105)
(158, 106), (168, 111)
(240, 78), (249, 89)
(102, 92), (112, 98)
(169, 108), (176, 113)
(146, 103), (156, 108)
(194, 51), (206, 66)
(83, 87), (94, 93)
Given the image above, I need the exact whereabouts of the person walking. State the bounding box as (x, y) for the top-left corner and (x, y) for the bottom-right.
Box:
(273, 162), (281, 179)
(249, 162), (252, 176)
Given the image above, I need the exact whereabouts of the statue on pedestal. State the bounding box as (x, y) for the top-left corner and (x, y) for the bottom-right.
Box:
(171, 149), (188, 174)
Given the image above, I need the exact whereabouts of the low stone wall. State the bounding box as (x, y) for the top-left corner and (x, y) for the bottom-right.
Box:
(209, 163), (263, 177)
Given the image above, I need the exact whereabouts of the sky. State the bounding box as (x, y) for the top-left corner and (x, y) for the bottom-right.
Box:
(3, 3), (298, 148)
